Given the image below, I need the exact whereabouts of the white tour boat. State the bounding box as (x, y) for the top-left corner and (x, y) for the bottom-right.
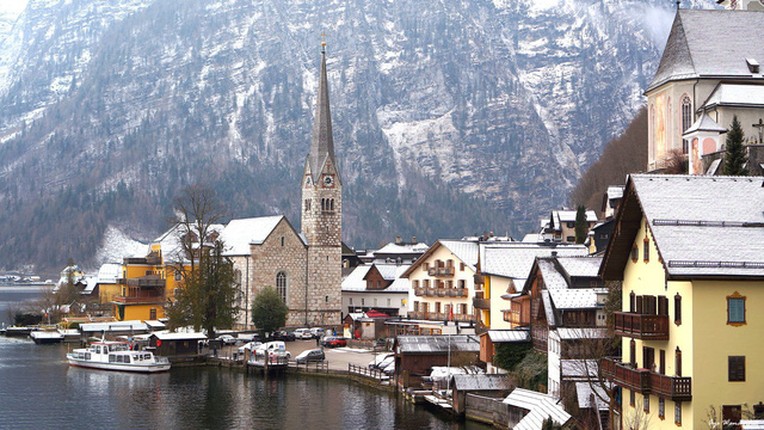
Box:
(66, 340), (171, 373)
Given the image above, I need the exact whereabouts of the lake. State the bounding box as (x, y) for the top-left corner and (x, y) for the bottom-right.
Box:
(0, 286), (485, 429)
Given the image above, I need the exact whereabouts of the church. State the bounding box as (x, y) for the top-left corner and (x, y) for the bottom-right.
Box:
(219, 44), (343, 329)
(646, 2), (764, 175)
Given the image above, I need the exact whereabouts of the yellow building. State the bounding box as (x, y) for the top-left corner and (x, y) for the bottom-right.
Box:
(112, 241), (188, 322)
(600, 174), (764, 429)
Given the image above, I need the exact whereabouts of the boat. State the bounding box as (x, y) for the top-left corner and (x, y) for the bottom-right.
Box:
(66, 340), (171, 373)
(30, 330), (64, 344)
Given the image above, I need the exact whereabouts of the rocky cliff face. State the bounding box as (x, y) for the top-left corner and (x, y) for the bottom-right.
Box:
(0, 0), (713, 270)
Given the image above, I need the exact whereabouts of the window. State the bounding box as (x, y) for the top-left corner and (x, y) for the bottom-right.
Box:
(566, 236), (575, 242)
(674, 293), (682, 325)
(280, 236), (285, 247)
(424, 263), (429, 271)
(675, 347), (682, 377)
(630, 291), (636, 312)
(458, 280), (465, 288)
(349, 297), (353, 305)
(631, 244), (639, 262)
(276, 272), (287, 302)
(387, 298), (391, 307)
(644, 395), (650, 413)
(361, 298), (365, 306)
(413, 280), (419, 288)
(629, 390), (635, 407)
(675, 401), (682, 425)
(149, 308), (157, 320)
(727, 292), (746, 325)
(460, 262), (465, 271)
(304, 199), (311, 212)
(643, 237), (650, 261)
(681, 95), (692, 154)
(658, 397), (665, 419)
(630, 339), (636, 366)
(729, 356), (746, 382)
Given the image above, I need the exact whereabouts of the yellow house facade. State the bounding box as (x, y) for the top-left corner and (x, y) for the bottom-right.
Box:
(601, 174), (764, 429)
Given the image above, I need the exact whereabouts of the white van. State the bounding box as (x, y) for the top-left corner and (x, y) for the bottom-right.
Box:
(255, 341), (291, 359)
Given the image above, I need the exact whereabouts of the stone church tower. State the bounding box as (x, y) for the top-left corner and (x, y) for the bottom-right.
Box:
(300, 44), (342, 326)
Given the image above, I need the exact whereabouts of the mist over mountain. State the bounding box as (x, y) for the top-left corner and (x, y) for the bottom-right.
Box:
(0, 0), (713, 272)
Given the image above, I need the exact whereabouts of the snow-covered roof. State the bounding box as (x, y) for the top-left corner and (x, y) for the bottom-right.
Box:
(81, 277), (98, 295)
(96, 263), (122, 284)
(555, 256), (602, 278)
(703, 83), (764, 109)
(561, 359), (599, 378)
(440, 240), (479, 269)
(556, 328), (609, 341)
(555, 210), (597, 223)
(606, 186), (624, 201)
(374, 242), (429, 255)
(219, 216), (286, 255)
(144, 320), (166, 329)
(481, 244), (588, 279)
(521, 233), (543, 243)
(342, 265), (372, 291)
(386, 277), (411, 293)
(80, 320), (148, 333)
(154, 223), (226, 261)
(396, 335), (480, 354)
(486, 329), (530, 343)
(632, 175), (764, 278)
(451, 374), (512, 391)
(575, 382), (610, 411)
(648, 10), (764, 92)
(151, 332), (207, 341)
(682, 112), (727, 136)
(503, 388), (571, 430)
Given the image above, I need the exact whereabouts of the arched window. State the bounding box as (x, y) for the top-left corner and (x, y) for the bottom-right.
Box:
(681, 95), (692, 153)
(330, 199), (334, 211)
(276, 272), (287, 303)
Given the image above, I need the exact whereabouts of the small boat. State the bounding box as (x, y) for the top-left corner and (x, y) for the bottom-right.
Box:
(30, 330), (64, 344)
(67, 340), (171, 373)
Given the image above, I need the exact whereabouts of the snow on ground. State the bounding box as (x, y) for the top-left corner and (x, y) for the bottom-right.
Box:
(94, 225), (148, 265)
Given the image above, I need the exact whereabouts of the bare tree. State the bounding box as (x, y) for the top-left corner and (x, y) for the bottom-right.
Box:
(164, 184), (238, 339)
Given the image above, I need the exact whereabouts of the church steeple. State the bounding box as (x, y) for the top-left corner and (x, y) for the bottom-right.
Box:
(308, 44), (337, 182)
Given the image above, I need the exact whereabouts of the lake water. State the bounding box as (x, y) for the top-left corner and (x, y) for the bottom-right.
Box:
(0, 286), (485, 429)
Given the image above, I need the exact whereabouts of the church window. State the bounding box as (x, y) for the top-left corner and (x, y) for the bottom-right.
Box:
(681, 95), (692, 154)
(305, 199), (311, 212)
(276, 272), (287, 303)
(280, 236), (285, 247)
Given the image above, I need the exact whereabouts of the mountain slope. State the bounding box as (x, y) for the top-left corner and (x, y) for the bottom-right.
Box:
(0, 0), (713, 272)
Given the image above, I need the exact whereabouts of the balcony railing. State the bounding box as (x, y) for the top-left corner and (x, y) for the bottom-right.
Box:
(113, 293), (165, 304)
(414, 287), (467, 298)
(408, 311), (474, 322)
(428, 266), (455, 277)
(601, 357), (691, 401)
(614, 312), (669, 340)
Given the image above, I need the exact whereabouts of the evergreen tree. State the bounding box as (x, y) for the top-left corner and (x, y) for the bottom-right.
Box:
(251, 286), (288, 335)
(723, 115), (748, 176)
(574, 205), (588, 244)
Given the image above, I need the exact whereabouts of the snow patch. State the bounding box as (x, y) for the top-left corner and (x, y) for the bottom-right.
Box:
(94, 225), (149, 265)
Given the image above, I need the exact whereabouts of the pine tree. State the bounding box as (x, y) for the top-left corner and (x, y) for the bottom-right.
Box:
(574, 205), (588, 244)
(723, 115), (748, 176)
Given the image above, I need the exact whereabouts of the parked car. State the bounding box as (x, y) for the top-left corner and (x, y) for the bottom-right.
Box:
(268, 330), (296, 342)
(237, 333), (261, 343)
(321, 336), (347, 348)
(293, 328), (313, 340)
(295, 348), (325, 364)
(381, 361), (395, 375)
(367, 353), (394, 369)
(216, 334), (238, 345)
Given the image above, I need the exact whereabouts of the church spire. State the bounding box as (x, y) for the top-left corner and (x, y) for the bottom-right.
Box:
(308, 42), (335, 180)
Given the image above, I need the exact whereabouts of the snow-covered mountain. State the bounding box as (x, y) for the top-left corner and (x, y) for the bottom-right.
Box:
(0, 0), (714, 271)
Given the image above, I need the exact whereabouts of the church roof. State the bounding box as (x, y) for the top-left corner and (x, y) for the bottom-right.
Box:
(219, 215), (297, 255)
(647, 9), (764, 92)
(701, 83), (764, 110)
(307, 47), (337, 181)
(682, 113), (727, 136)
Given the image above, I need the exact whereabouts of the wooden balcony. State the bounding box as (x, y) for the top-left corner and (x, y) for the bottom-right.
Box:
(450, 288), (467, 298)
(428, 266), (455, 277)
(473, 296), (490, 310)
(650, 372), (693, 401)
(601, 357), (692, 401)
(408, 311), (474, 323)
(601, 357), (651, 393)
(614, 312), (669, 340)
(113, 293), (165, 304)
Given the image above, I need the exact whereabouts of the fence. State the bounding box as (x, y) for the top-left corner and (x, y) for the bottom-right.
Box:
(348, 364), (389, 382)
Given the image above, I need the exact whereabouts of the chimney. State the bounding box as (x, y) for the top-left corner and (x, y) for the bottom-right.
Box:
(411, 235), (417, 244)
(395, 235), (402, 244)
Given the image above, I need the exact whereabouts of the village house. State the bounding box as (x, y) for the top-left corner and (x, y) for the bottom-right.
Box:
(645, 7), (764, 174)
(393, 334), (481, 390)
(540, 209), (598, 244)
(600, 174), (764, 429)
